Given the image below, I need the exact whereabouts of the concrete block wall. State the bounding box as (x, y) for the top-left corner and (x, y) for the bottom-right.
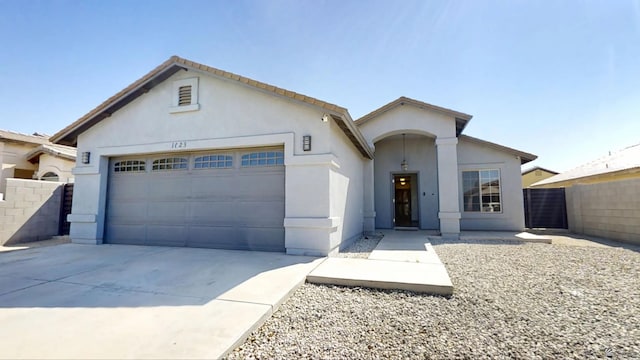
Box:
(0, 178), (63, 245)
(566, 178), (640, 245)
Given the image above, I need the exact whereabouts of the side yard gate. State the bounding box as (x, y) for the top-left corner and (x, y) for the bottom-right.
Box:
(59, 183), (74, 235)
(523, 188), (568, 229)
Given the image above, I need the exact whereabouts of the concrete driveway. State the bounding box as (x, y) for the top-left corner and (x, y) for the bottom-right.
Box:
(0, 243), (322, 359)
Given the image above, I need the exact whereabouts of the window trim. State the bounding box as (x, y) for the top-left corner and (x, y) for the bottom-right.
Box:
(240, 151), (284, 167)
(113, 159), (147, 173)
(170, 77), (200, 113)
(461, 168), (503, 213)
(193, 154), (234, 169)
(151, 157), (189, 171)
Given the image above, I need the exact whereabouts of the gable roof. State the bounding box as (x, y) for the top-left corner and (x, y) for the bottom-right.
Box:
(354, 96), (473, 136)
(522, 166), (558, 176)
(26, 143), (77, 163)
(460, 135), (537, 165)
(49, 56), (373, 159)
(0, 129), (50, 145)
(533, 143), (640, 187)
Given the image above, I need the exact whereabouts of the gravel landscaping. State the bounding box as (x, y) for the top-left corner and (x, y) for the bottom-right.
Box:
(227, 238), (640, 359)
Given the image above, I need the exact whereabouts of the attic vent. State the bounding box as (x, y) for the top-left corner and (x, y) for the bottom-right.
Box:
(178, 85), (192, 106)
(170, 77), (200, 113)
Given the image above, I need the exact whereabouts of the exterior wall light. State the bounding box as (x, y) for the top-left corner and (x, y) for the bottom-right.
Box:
(321, 114), (330, 122)
(81, 152), (91, 164)
(303, 135), (312, 151)
(401, 133), (409, 171)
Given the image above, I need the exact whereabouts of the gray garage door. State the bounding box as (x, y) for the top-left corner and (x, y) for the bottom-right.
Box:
(105, 148), (285, 251)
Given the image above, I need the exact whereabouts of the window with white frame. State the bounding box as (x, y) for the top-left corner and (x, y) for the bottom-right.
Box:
(194, 154), (233, 169)
(152, 157), (188, 171)
(169, 77), (199, 113)
(462, 169), (502, 212)
(241, 151), (284, 167)
(114, 160), (146, 173)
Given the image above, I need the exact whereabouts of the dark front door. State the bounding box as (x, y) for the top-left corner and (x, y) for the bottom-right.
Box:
(394, 175), (413, 227)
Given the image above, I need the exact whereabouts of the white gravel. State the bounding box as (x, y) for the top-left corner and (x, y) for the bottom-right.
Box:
(334, 233), (384, 259)
(226, 239), (640, 359)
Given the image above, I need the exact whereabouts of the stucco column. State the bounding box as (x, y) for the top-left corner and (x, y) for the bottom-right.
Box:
(435, 137), (461, 238)
(363, 159), (376, 234)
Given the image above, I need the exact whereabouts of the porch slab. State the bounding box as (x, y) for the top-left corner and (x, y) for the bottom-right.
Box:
(308, 230), (453, 295)
(306, 257), (453, 296)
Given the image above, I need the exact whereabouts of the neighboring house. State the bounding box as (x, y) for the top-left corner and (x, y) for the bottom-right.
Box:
(522, 166), (558, 188)
(26, 143), (77, 182)
(531, 143), (640, 188)
(50, 56), (536, 256)
(1, 130), (49, 193)
(0, 130), (76, 199)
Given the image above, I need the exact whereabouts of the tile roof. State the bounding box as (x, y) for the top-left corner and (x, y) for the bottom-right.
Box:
(26, 143), (77, 163)
(533, 143), (640, 186)
(0, 129), (50, 145)
(50, 56), (373, 159)
(521, 166), (559, 176)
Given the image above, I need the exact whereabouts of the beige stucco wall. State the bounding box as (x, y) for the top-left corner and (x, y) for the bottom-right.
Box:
(68, 68), (363, 255)
(36, 153), (75, 183)
(522, 169), (557, 188)
(1, 142), (39, 193)
(566, 178), (640, 245)
(457, 138), (526, 231)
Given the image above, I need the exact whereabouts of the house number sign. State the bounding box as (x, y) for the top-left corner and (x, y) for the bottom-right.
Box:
(171, 141), (187, 149)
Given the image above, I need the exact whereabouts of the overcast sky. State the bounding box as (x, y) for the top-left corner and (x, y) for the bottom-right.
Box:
(1, 0), (639, 172)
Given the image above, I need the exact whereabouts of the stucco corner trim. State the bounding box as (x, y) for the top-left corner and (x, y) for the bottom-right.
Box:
(438, 212), (462, 220)
(284, 217), (340, 230)
(435, 137), (459, 146)
(67, 214), (97, 223)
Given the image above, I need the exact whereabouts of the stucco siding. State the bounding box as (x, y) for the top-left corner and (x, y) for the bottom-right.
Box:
(373, 136), (439, 229)
(457, 138), (525, 231)
(358, 105), (456, 145)
(329, 120), (365, 252)
(37, 153), (75, 183)
(68, 69), (349, 254)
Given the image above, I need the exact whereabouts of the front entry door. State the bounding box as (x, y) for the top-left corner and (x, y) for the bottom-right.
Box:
(394, 175), (414, 227)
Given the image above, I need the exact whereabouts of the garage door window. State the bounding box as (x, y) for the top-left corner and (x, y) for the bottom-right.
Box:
(241, 151), (284, 167)
(152, 157), (188, 171)
(114, 160), (146, 173)
(194, 154), (233, 169)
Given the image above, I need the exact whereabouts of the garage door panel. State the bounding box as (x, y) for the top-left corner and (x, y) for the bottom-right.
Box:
(146, 226), (187, 247)
(109, 178), (149, 200)
(240, 227), (285, 251)
(190, 175), (237, 197)
(235, 174), (283, 196)
(147, 177), (191, 199)
(106, 149), (285, 251)
(108, 202), (147, 220)
(147, 202), (188, 223)
(236, 201), (285, 226)
(189, 202), (238, 224)
(106, 225), (146, 245)
(187, 226), (241, 249)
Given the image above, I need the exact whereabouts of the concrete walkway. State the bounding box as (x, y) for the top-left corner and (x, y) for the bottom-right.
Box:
(307, 231), (454, 296)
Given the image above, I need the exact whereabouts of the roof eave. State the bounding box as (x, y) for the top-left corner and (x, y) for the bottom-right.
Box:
(50, 59), (186, 146)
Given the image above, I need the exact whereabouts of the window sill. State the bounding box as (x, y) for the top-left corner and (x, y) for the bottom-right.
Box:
(169, 104), (200, 114)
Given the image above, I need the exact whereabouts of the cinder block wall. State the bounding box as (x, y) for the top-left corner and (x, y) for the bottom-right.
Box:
(0, 178), (63, 246)
(566, 178), (640, 245)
